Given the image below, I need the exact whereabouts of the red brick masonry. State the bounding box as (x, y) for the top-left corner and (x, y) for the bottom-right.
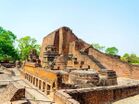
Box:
(54, 82), (139, 104)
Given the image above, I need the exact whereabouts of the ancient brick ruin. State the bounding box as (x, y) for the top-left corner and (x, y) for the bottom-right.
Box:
(54, 81), (139, 104)
(40, 26), (139, 78)
(0, 82), (25, 103)
(22, 26), (139, 104)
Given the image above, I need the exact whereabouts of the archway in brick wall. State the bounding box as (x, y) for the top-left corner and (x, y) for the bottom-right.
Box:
(36, 78), (38, 87)
(33, 77), (35, 85)
(47, 84), (51, 95)
(39, 80), (42, 89)
(43, 82), (46, 92)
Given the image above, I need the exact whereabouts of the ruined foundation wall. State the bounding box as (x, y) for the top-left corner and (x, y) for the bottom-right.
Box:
(0, 82), (25, 103)
(54, 90), (80, 104)
(54, 84), (139, 104)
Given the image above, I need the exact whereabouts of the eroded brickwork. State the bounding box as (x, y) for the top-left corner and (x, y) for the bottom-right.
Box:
(40, 26), (139, 79)
(0, 82), (25, 103)
(54, 83), (139, 104)
(22, 26), (139, 104)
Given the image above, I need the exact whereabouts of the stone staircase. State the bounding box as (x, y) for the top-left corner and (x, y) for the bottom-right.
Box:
(80, 51), (106, 69)
(87, 55), (106, 69)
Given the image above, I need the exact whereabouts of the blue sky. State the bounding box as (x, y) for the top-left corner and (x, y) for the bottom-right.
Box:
(0, 0), (139, 55)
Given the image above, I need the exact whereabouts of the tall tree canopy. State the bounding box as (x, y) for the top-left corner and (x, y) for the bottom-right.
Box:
(105, 47), (119, 56)
(0, 27), (19, 62)
(17, 36), (40, 60)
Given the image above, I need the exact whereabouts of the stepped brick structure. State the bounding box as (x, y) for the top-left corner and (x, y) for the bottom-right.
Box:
(40, 26), (139, 78)
(23, 26), (139, 104)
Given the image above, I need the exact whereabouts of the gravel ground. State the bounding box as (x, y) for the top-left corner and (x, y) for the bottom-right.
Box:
(113, 94), (139, 104)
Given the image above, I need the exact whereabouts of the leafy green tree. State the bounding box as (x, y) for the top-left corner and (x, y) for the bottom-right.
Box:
(105, 47), (119, 55)
(91, 43), (105, 51)
(0, 27), (19, 62)
(129, 54), (139, 64)
(120, 53), (129, 62)
(17, 36), (40, 60)
(121, 53), (139, 64)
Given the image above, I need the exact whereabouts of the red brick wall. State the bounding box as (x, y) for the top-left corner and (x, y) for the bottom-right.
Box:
(54, 84), (139, 104)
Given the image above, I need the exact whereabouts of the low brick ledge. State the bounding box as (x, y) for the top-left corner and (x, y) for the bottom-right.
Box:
(54, 82), (139, 104)
(54, 90), (80, 104)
